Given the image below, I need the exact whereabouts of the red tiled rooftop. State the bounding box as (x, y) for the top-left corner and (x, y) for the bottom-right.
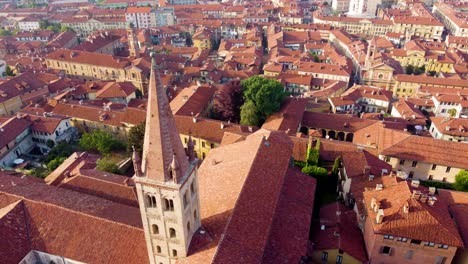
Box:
(363, 181), (464, 247)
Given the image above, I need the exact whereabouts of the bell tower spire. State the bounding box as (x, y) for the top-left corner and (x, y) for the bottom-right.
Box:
(135, 52), (201, 264)
(128, 23), (140, 58)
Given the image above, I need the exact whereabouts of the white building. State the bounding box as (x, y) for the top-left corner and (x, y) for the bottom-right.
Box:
(332, 0), (351, 13)
(347, 0), (381, 17)
(0, 114), (75, 168)
(155, 7), (175, 27)
(17, 16), (41, 31)
(432, 94), (468, 118)
(125, 6), (156, 28)
(167, 0), (196, 5)
(429, 117), (468, 143)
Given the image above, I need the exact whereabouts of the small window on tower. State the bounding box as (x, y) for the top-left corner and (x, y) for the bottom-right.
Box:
(191, 182), (196, 196)
(156, 246), (161, 254)
(183, 192), (188, 208)
(172, 249), (177, 257)
(163, 198), (174, 211)
(152, 224), (159, 235)
(169, 228), (176, 238)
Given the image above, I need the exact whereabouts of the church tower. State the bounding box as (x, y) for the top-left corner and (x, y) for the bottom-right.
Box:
(128, 24), (140, 58)
(134, 52), (201, 264)
(365, 37), (378, 70)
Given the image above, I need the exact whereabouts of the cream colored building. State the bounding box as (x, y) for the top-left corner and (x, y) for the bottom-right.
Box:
(313, 14), (393, 37)
(433, 3), (468, 37)
(391, 16), (444, 41)
(379, 136), (468, 183)
(45, 49), (148, 91)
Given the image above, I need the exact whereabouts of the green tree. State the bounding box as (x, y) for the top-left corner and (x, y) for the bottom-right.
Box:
(47, 156), (67, 171)
(454, 170), (468, 192)
(128, 122), (145, 155)
(240, 100), (259, 126)
(60, 25), (75, 32)
(332, 156), (341, 175)
(414, 65), (425, 75)
(302, 165), (328, 181)
(240, 76), (286, 125)
(306, 139), (321, 166)
(96, 159), (121, 174)
(5, 65), (14, 76)
(46, 141), (74, 163)
(405, 65), (414, 75)
(0, 29), (12, 36)
(313, 54), (320, 62)
(39, 20), (49, 29)
(448, 108), (457, 118)
(46, 24), (61, 33)
(79, 130), (126, 154)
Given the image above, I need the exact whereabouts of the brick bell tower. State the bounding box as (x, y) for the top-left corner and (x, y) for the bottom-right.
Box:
(133, 52), (201, 264)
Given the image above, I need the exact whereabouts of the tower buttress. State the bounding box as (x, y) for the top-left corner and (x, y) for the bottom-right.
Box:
(135, 53), (201, 264)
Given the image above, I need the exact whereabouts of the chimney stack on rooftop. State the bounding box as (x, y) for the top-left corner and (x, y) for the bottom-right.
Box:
(376, 209), (384, 224)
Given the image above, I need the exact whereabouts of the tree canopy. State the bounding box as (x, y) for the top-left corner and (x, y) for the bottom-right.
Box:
(213, 80), (244, 123)
(79, 130), (126, 154)
(240, 76), (286, 126)
(454, 170), (468, 192)
(128, 122), (146, 155)
(240, 100), (259, 126)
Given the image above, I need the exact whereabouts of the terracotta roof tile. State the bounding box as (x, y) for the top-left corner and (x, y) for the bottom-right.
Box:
(0, 116), (31, 152)
(175, 115), (256, 143)
(381, 135), (468, 169)
(170, 85), (215, 116)
(262, 97), (308, 135)
(46, 49), (130, 69)
(311, 202), (368, 262)
(302, 112), (377, 133)
(262, 167), (316, 263)
(363, 181), (464, 247)
(0, 174), (142, 228)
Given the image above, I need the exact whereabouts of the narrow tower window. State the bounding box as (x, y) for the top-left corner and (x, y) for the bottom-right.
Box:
(151, 224), (159, 235)
(163, 198), (174, 211)
(169, 228), (176, 238)
(172, 249), (177, 257)
(146, 195), (156, 208)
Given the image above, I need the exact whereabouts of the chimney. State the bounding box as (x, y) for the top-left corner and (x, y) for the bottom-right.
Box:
(411, 180), (420, 188)
(412, 190), (422, 200)
(220, 122), (225, 129)
(428, 196), (437, 206)
(368, 174), (375, 181)
(375, 184), (383, 191)
(429, 187), (436, 195)
(420, 194), (428, 203)
(371, 197), (377, 211)
(403, 201), (410, 213)
(376, 209), (384, 224)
